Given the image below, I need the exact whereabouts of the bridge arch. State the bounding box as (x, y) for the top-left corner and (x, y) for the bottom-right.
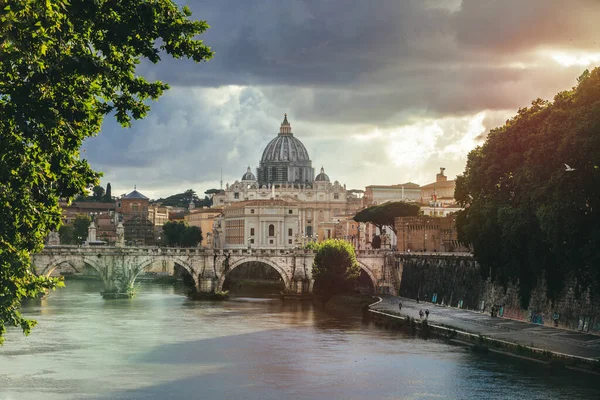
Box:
(39, 259), (81, 277)
(133, 256), (197, 283)
(357, 260), (378, 292)
(218, 257), (291, 291)
(39, 256), (109, 287)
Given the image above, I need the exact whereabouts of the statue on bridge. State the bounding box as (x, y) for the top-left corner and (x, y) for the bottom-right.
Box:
(116, 222), (125, 247)
(47, 230), (60, 246)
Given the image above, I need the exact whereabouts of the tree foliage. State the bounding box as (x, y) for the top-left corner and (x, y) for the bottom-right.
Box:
(162, 221), (202, 247)
(58, 225), (74, 245)
(92, 185), (105, 200)
(455, 68), (600, 307)
(156, 189), (198, 208)
(0, 0), (212, 343)
(311, 239), (361, 304)
(353, 202), (420, 234)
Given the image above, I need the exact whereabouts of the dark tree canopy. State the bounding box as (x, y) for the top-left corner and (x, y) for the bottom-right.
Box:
(311, 239), (361, 304)
(155, 189), (199, 208)
(162, 221), (202, 247)
(353, 202), (420, 234)
(455, 68), (600, 307)
(0, 0), (212, 344)
(92, 185), (105, 200)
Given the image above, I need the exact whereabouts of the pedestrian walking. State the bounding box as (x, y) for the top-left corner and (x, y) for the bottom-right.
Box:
(425, 309), (429, 318)
(419, 309), (424, 319)
(398, 301), (403, 311)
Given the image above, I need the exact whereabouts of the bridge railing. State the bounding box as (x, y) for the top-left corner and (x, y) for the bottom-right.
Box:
(39, 246), (317, 256)
(393, 251), (473, 258)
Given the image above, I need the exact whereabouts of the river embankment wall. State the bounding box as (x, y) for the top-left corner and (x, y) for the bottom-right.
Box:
(367, 299), (600, 375)
(398, 257), (600, 334)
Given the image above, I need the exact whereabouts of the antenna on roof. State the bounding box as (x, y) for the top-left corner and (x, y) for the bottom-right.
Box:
(220, 167), (223, 190)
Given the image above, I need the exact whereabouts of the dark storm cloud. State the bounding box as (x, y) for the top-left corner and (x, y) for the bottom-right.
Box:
(135, 0), (600, 123)
(84, 0), (600, 196)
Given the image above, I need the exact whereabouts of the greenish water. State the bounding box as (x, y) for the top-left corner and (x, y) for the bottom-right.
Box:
(1, 280), (599, 400)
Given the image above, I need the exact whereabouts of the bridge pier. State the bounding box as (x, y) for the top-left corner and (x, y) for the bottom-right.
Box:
(197, 278), (218, 294)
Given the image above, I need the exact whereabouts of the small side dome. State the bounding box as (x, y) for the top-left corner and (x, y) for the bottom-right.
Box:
(315, 166), (330, 182)
(242, 166), (256, 181)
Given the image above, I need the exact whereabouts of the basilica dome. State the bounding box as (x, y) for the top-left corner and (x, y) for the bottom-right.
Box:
(260, 114), (311, 163)
(257, 114), (315, 186)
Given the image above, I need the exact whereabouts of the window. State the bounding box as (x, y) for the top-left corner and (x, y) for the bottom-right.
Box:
(250, 228), (255, 236)
(268, 224), (275, 236)
(234, 192), (240, 199)
(334, 193), (339, 200)
(288, 209), (293, 214)
(288, 228), (293, 236)
(250, 209), (255, 214)
(288, 239), (293, 244)
(269, 239), (274, 244)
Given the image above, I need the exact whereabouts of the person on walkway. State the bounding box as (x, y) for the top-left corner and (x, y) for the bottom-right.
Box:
(419, 309), (424, 319)
(425, 309), (429, 319)
(398, 301), (403, 311)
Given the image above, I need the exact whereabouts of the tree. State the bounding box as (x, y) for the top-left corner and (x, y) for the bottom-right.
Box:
(181, 226), (203, 247)
(92, 185), (105, 201)
(72, 214), (91, 245)
(371, 235), (381, 249)
(0, 0), (212, 344)
(311, 239), (361, 304)
(162, 221), (202, 247)
(102, 182), (112, 202)
(353, 202), (420, 234)
(156, 189), (198, 208)
(58, 225), (74, 245)
(455, 68), (600, 307)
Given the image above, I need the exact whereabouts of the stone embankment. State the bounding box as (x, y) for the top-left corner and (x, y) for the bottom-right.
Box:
(369, 296), (600, 374)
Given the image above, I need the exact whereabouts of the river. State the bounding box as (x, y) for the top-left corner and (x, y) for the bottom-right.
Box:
(1, 280), (598, 400)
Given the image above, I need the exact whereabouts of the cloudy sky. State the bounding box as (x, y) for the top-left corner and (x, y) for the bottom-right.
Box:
(82, 0), (600, 199)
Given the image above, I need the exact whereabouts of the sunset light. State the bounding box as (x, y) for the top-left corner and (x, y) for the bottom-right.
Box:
(549, 51), (600, 67)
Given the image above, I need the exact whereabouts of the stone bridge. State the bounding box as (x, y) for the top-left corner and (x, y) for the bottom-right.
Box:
(32, 246), (401, 298)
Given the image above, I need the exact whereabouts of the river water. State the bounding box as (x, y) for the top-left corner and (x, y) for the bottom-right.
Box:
(1, 280), (598, 400)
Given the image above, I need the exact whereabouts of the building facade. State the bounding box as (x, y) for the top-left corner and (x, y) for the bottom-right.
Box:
(395, 214), (469, 253)
(363, 182), (421, 207)
(214, 199), (300, 249)
(185, 208), (223, 248)
(420, 168), (456, 205)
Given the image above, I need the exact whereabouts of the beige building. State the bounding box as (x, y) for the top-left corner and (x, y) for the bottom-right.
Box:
(363, 182), (421, 207)
(214, 199), (300, 249)
(420, 168), (456, 205)
(185, 208), (223, 248)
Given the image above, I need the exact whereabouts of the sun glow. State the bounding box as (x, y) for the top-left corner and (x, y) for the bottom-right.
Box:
(549, 51), (600, 67)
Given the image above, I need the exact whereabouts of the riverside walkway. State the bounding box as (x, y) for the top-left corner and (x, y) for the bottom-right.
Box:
(372, 296), (600, 360)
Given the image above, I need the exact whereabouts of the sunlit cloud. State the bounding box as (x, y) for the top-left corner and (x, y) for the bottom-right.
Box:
(548, 51), (600, 67)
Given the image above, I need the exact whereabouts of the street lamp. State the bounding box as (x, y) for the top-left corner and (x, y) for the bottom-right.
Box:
(247, 237), (252, 250)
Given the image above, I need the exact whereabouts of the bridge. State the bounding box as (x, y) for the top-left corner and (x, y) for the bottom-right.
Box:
(32, 246), (407, 298)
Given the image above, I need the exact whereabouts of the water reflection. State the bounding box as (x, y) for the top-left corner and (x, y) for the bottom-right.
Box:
(1, 280), (599, 400)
